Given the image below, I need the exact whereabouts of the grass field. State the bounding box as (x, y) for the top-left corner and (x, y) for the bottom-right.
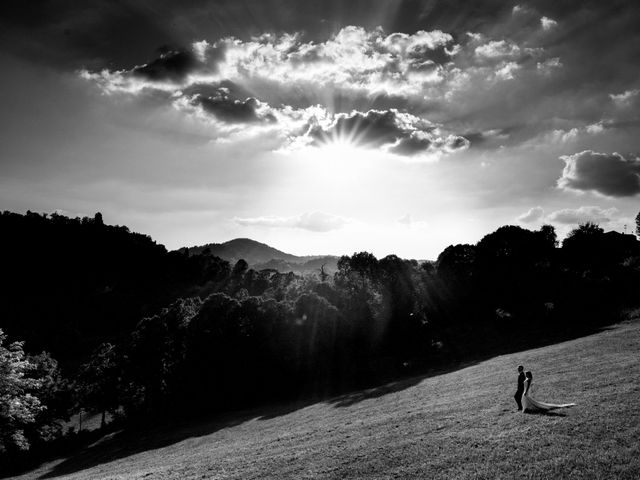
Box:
(9, 315), (640, 479)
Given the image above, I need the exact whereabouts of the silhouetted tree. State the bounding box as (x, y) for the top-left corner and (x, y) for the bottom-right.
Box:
(0, 210), (231, 369)
(436, 244), (476, 288)
(564, 221), (604, 243)
(539, 224), (558, 248)
(562, 222), (605, 267)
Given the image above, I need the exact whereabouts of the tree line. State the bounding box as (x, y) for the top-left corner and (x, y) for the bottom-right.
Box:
(1, 210), (639, 464)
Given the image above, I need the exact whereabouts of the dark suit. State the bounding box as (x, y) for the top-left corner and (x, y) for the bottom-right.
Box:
(514, 371), (525, 410)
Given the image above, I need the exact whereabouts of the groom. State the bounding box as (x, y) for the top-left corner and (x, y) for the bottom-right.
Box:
(514, 365), (525, 410)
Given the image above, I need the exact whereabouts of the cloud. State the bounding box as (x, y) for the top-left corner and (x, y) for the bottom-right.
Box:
(308, 109), (410, 147)
(585, 121), (605, 134)
(558, 150), (640, 197)
(234, 211), (349, 232)
(517, 205), (621, 226)
(81, 26), (497, 156)
(540, 17), (558, 31)
(547, 206), (619, 225)
(305, 109), (469, 157)
(78, 22), (605, 157)
(551, 128), (579, 143)
(536, 57), (562, 75)
(82, 26), (460, 100)
(474, 40), (521, 60)
(517, 206), (545, 223)
(80, 24), (556, 112)
(610, 89), (640, 107)
(495, 61), (520, 80)
(397, 213), (428, 229)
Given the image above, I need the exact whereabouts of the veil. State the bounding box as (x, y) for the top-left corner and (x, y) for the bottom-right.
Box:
(522, 379), (576, 412)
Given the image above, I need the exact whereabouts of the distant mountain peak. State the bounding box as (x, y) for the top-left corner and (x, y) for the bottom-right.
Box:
(185, 238), (338, 274)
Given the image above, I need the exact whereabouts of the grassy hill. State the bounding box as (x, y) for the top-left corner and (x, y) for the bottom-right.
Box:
(10, 314), (640, 479)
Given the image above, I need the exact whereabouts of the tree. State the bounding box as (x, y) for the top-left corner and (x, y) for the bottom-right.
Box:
(436, 244), (476, 284)
(77, 343), (120, 428)
(635, 210), (640, 238)
(566, 221), (604, 238)
(562, 222), (605, 259)
(232, 259), (249, 277)
(539, 224), (558, 249)
(0, 329), (44, 453)
(336, 252), (379, 290)
(26, 352), (72, 443)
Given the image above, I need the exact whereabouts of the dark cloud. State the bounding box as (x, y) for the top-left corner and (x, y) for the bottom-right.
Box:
(182, 81), (252, 102)
(447, 136), (469, 150)
(309, 110), (407, 147)
(461, 129), (510, 148)
(0, 1), (187, 70)
(389, 135), (432, 155)
(306, 109), (468, 157)
(390, 133), (469, 156)
(558, 150), (640, 197)
(133, 48), (198, 82)
(194, 90), (275, 124)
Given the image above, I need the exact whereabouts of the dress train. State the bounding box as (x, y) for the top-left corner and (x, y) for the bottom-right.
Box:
(522, 379), (575, 413)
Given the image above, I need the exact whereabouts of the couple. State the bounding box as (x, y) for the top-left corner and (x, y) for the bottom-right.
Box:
(514, 365), (576, 413)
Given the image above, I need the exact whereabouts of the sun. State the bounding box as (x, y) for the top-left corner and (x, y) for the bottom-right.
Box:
(280, 134), (384, 196)
(317, 137), (368, 158)
(309, 125), (379, 161)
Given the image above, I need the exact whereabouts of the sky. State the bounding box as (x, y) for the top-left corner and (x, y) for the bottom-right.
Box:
(1, 0), (639, 259)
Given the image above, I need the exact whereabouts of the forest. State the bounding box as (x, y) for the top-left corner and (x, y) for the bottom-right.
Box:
(2, 210), (640, 469)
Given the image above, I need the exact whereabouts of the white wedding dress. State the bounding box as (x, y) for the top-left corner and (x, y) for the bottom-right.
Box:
(522, 378), (576, 413)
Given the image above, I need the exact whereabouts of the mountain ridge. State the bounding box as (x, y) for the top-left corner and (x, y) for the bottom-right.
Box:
(183, 238), (340, 274)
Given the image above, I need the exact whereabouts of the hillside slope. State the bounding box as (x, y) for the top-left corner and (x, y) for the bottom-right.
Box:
(11, 316), (640, 479)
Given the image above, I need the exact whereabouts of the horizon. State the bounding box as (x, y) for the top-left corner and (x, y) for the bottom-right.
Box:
(14, 208), (637, 262)
(1, 1), (639, 260)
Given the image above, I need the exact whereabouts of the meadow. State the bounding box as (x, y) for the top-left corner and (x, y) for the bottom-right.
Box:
(9, 313), (640, 480)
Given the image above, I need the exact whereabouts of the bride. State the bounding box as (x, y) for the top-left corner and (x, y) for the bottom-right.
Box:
(522, 371), (576, 413)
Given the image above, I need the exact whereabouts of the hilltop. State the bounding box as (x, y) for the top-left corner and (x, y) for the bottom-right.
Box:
(10, 313), (640, 479)
(184, 238), (339, 274)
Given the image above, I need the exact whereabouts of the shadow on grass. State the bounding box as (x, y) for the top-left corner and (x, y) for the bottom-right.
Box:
(29, 412), (253, 480)
(523, 410), (569, 417)
(257, 358), (482, 417)
(12, 360), (478, 479)
(329, 375), (425, 408)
